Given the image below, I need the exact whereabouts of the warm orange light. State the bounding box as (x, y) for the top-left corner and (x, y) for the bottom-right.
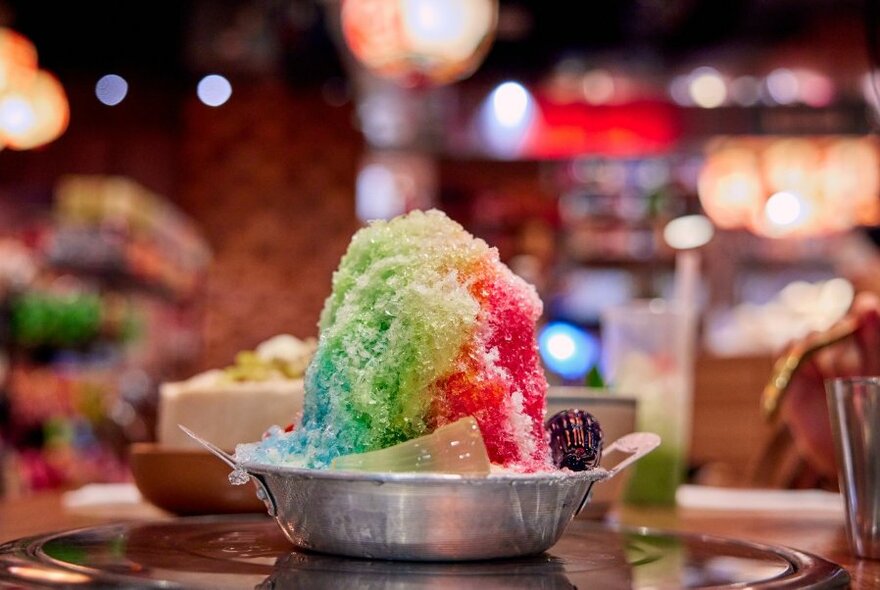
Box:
(341, 0), (498, 87)
(697, 145), (764, 228)
(754, 190), (815, 237)
(0, 28), (68, 150)
(0, 69), (69, 150)
(8, 565), (91, 584)
(823, 139), (880, 226)
(762, 139), (821, 196)
(0, 28), (37, 93)
(699, 137), (880, 238)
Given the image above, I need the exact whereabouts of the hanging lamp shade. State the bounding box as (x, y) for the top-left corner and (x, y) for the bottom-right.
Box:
(0, 69), (69, 150)
(340, 0), (498, 87)
(0, 28), (37, 93)
(699, 137), (880, 238)
(697, 143), (765, 229)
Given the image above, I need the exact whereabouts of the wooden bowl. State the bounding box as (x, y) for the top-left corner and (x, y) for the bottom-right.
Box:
(129, 443), (265, 515)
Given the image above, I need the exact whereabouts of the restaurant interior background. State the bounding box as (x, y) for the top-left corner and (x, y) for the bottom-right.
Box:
(0, 0), (877, 496)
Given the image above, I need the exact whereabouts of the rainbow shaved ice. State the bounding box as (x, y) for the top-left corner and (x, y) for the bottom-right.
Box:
(239, 210), (551, 472)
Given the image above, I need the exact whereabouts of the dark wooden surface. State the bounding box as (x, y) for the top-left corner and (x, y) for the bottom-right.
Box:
(0, 491), (876, 587)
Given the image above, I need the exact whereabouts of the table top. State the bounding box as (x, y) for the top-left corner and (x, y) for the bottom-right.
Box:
(0, 490), (878, 589)
(619, 504), (878, 588)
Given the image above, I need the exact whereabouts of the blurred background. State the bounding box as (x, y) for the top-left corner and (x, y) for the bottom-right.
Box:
(0, 0), (877, 495)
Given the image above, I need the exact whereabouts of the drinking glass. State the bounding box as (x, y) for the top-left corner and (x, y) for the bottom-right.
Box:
(827, 377), (880, 559)
(601, 299), (696, 506)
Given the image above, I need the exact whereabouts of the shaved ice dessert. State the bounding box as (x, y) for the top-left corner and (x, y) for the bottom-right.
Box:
(240, 209), (552, 472)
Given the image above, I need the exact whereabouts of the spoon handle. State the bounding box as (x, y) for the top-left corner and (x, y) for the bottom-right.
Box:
(178, 424), (239, 469)
(178, 424), (278, 516)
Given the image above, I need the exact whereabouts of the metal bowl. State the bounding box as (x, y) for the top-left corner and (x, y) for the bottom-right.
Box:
(184, 428), (658, 561)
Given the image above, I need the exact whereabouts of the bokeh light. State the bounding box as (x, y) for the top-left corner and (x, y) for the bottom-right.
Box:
(766, 68), (799, 105)
(861, 70), (880, 106)
(0, 95), (33, 135)
(764, 191), (805, 227)
(823, 139), (880, 225)
(795, 68), (833, 107)
(688, 67), (726, 108)
(0, 28), (67, 150)
(663, 215), (715, 250)
(341, 0), (498, 87)
(95, 74), (128, 106)
(355, 152), (436, 221)
(479, 80), (535, 157)
(356, 163), (403, 221)
(538, 322), (598, 380)
(729, 75), (761, 107)
(698, 145), (764, 228)
(700, 137), (880, 238)
(582, 69), (614, 105)
(0, 28), (37, 94)
(0, 69), (68, 150)
(668, 74), (692, 106)
(404, 0), (471, 50)
(491, 81), (530, 127)
(196, 74), (232, 107)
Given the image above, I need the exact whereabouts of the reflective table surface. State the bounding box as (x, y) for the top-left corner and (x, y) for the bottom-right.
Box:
(0, 515), (848, 589)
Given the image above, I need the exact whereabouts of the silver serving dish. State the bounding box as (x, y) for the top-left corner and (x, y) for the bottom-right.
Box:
(184, 427), (659, 561)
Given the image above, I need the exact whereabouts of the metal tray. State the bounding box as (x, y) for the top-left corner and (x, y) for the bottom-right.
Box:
(0, 515), (848, 589)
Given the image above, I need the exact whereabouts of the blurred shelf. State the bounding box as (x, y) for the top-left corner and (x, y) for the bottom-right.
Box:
(45, 228), (202, 301)
(564, 257), (675, 269)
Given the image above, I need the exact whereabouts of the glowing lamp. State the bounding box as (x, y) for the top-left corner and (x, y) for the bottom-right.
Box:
(761, 191), (809, 232)
(538, 322), (598, 381)
(479, 81), (537, 157)
(340, 0), (498, 87)
(663, 215), (714, 250)
(355, 151), (436, 221)
(823, 139), (880, 227)
(0, 28), (68, 150)
(697, 145), (764, 228)
(688, 67), (726, 109)
(0, 70), (69, 150)
(95, 74), (128, 106)
(699, 137), (880, 238)
(0, 28), (37, 93)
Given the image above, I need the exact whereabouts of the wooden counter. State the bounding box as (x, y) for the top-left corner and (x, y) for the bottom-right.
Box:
(692, 354), (777, 478)
(615, 503), (878, 589)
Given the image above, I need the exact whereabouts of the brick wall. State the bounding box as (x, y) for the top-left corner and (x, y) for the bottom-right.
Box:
(178, 82), (361, 369)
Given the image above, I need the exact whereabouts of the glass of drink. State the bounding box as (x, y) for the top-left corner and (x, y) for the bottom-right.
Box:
(827, 377), (880, 559)
(601, 299), (696, 506)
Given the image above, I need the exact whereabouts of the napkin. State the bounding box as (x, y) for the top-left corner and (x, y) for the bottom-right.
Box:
(62, 483), (143, 508)
(676, 484), (844, 514)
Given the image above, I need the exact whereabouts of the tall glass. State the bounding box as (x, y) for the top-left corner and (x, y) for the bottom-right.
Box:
(601, 299), (696, 506)
(827, 377), (880, 559)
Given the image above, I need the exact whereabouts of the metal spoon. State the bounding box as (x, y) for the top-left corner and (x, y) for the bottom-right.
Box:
(178, 424), (278, 515)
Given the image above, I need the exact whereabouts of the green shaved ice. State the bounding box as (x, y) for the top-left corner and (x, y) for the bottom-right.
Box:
(298, 211), (486, 463)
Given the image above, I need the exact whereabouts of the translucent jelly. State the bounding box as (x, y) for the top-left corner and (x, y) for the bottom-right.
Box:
(248, 210), (551, 471)
(330, 416), (491, 474)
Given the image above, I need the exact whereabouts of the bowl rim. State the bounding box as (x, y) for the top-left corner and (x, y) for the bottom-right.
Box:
(242, 460), (610, 485)
(545, 387), (638, 405)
